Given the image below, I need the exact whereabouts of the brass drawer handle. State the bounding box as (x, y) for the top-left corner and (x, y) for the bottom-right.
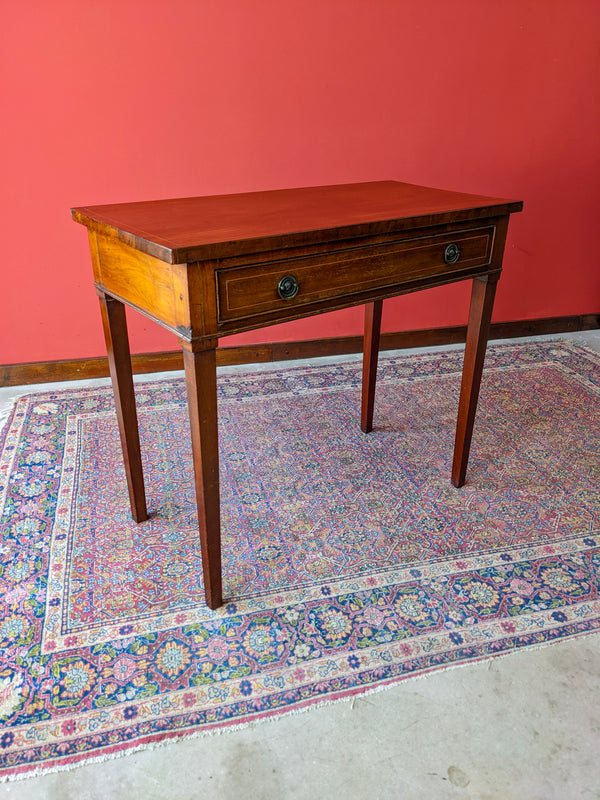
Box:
(277, 274), (299, 300)
(444, 243), (461, 265)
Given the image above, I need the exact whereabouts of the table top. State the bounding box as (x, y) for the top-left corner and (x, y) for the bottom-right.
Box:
(72, 181), (522, 264)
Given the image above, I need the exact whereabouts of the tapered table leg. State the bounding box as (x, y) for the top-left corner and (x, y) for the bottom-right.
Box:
(361, 299), (384, 433)
(451, 276), (498, 488)
(182, 342), (223, 610)
(98, 291), (148, 522)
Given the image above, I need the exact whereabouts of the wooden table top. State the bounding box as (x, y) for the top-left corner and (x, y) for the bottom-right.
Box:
(72, 181), (522, 264)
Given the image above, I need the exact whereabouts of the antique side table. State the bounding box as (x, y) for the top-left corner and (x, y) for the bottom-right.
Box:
(72, 181), (523, 609)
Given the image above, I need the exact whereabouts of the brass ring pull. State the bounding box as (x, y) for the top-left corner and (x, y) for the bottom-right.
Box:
(277, 275), (299, 300)
(444, 243), (461, 265)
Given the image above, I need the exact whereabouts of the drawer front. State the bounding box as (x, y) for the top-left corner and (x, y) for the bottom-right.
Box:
(217, 225), (495, 322)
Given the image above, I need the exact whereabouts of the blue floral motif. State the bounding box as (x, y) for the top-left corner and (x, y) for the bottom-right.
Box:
(0, 733), (14, 749)
(241, 617), (286, 665)
(394, 587), (441, 629)
(307, 606), (353, 648)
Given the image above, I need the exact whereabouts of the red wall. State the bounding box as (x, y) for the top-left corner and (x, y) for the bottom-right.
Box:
(2, 0), (599, 365)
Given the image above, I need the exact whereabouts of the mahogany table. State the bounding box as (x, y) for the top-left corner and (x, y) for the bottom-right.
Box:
(72, 181), (523, 609)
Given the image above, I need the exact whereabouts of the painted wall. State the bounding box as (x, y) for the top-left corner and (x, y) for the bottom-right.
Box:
(2, 0), (599, 365)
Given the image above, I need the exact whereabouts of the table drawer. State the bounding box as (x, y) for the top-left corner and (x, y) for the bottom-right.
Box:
(217, 225), (495, 322)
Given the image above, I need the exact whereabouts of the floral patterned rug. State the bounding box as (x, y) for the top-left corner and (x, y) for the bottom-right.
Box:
(0, 340), (599, 779)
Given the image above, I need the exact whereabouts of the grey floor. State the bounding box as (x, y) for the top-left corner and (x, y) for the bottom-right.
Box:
(1, 332), (599, 800)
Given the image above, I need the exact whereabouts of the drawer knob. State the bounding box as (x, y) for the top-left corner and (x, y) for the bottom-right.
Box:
(444, 243), (461, 265)
(277, 274), (299, 300)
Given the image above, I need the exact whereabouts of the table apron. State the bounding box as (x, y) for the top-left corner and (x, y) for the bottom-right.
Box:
(216, 224), (496, 326)
(92, 216), (510, 345)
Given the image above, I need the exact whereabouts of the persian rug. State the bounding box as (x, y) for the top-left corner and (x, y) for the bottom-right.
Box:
(0, 340), (599, 779)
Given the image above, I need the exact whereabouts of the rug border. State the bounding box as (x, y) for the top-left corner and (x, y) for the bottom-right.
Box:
(2, 622), (599, 783)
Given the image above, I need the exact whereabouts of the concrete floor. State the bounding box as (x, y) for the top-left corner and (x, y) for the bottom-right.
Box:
(1, 332), (599, 800)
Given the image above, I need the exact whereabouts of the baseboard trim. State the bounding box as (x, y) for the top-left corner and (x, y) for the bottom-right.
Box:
(2, 313), (599, 388)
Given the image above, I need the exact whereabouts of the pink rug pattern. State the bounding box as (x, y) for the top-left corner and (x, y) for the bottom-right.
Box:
(0, 340), (598, 778)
